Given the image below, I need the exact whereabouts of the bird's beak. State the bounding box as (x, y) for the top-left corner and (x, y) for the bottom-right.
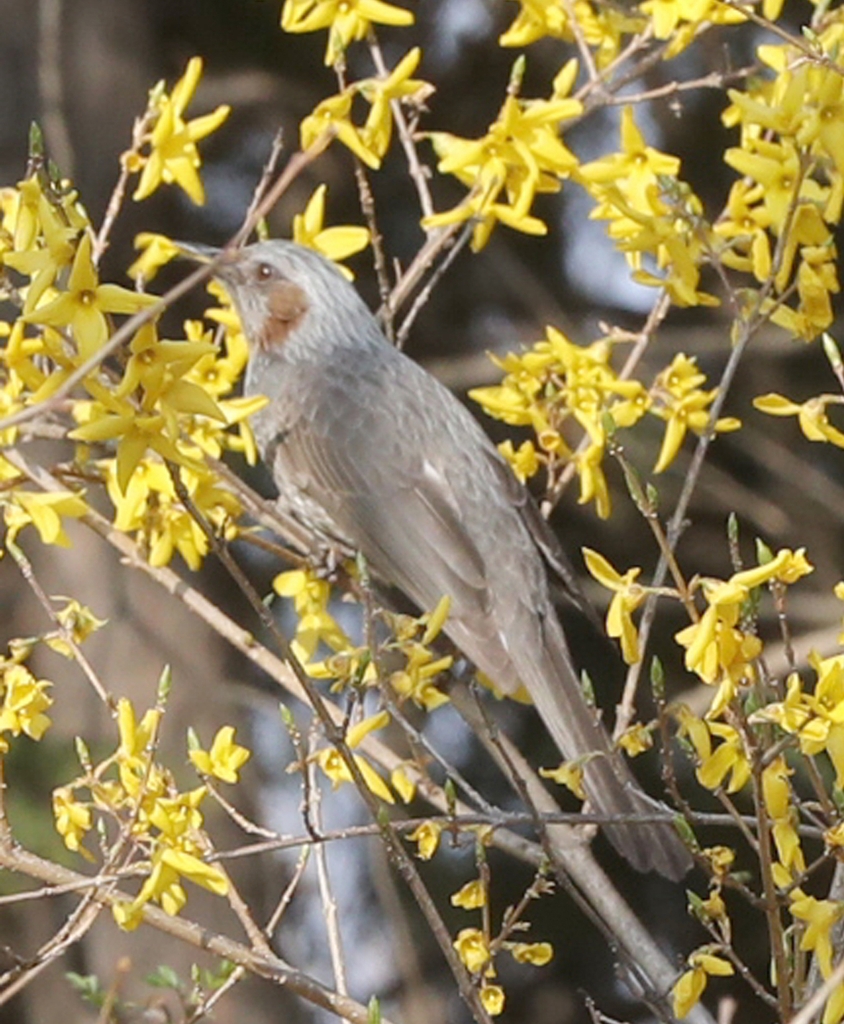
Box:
(173, 241), (223, 265)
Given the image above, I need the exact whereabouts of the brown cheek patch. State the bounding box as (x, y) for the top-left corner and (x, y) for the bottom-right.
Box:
(258, 281), (310, 350)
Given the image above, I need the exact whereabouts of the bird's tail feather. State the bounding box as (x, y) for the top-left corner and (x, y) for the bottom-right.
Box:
(527, 618), (692, 881)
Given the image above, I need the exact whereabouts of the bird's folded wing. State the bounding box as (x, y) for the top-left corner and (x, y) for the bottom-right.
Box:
(272, 421), (518, 672)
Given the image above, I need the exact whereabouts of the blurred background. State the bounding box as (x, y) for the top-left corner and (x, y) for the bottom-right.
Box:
(0, 1), (839, 1021)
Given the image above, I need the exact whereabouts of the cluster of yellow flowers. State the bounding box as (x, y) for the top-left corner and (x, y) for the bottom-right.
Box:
(300, 47), (432, 170)
(0, 659), (53, 753)
(424, 59), (582, 250)
(0, 599), (107, 753)
(577, 106), (718, 308)
(274, 567), (452, 801)
(471, 331), (739, 519)
(55, 695), (249, 929)
(585, 537), (844, 1021)
(447, 862), (554, 1017)
(501, 0), (644, 66)
(717, 19), (844, 340)
(281, 0), (414, 66)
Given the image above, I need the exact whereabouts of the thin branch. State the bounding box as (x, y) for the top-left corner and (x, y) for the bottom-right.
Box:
(308, 752), (349, 1000)
(0, 840), (392, 1024)
(6, 538), (114, 708)
(396, 221), (473, 349)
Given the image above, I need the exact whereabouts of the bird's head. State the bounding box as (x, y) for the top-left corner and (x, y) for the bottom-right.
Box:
(178, 239), (370, 355)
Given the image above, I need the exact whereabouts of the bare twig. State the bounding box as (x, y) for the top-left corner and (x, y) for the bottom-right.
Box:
(0, 840), (392, 1024)
(6, 538), (114, 708)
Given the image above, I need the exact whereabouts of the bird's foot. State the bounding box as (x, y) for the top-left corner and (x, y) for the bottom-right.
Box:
(306, 541), (354, 582)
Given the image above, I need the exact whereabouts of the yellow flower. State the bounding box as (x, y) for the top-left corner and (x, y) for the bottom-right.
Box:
(346, 710), (390, 747)
(652, 389), (740, 473)
(640, 0), (743, 41)
(539, 759), (586, 800)
(273, 567), (352, 664)
(101, 458), (236, 570)
(767, 245), (840, 342)
(280, 0), (414, 66)
(453, 928), (491, 973)
(3, 176), (79, 313)
(390, 765), (416, 803)
(790, 890), (843, 979)
(134, 57), (230, 205)
(127, 845), (228, 921)
(390, 641), (452, 711)
(52, 598), (106, 646)
(70, 406), (201, 496)
(451, 879), (487, 910)
(672, 951), (734, 1019)
(147, 789), (206, 842)
(498, 439), (541, 483)
(300, 90), (380, 169)
(616, 722), (654, 756)
(292, 185), (370, 280)
(408, 820), (441, 860)
(499, 0), (570, 46)
(824, 985), (844, 1024)
(117, 697), (161, 763)
(114, 321), (219, 409)
(4, 488), (89, 547)
(701, 845), (735, 877)
(575, 441), (611, 519)
(714, 179), (773, 283)
(755, 654), (844, 788)
(699, 890), (727, 922)
(510, 941), (553, 965)
(53, 787), (92, 853)
(421, 594), (451, 645)
(695, 723), (750, 794)
(773, 817), (805, 876)
(189, 725), (251, 784)
(479, 984), (505, 1016)
(583, 548), (645, 664)
(112, 899), (145, 931)
(358, 47), (432, 159)
(723, 138), (804, 235)
(500, 5), (640, 67)
(674, 549), (811, 708)
(579, 115), (715, 305)
(315, 747), (395, 803)
(128, 232), (182, 282)
(425, 82), (581, 251)
(579, 106), (680, 208)
(675, 594), (761, 702)
(0, 664), (52, 745)
(651, 356), (741, 472)
(21, 233), (158, 361)
(754, 393), (844, 448)
(762, 756), (790, 822)
(185, 317), (248, 397)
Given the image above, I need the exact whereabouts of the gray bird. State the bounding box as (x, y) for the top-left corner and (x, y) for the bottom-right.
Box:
(182, 239), (691, 880)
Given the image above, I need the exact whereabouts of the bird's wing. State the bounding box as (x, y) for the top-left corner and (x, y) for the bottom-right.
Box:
(477, 448), (605, 633)
(269, 397), (519, 679)
(478, 447), (590, 607)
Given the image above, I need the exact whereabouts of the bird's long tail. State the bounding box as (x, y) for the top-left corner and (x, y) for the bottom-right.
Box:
(527, 616), (692, 880)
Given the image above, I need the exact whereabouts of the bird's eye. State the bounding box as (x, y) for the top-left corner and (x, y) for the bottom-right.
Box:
(256, 262), (274, 281)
